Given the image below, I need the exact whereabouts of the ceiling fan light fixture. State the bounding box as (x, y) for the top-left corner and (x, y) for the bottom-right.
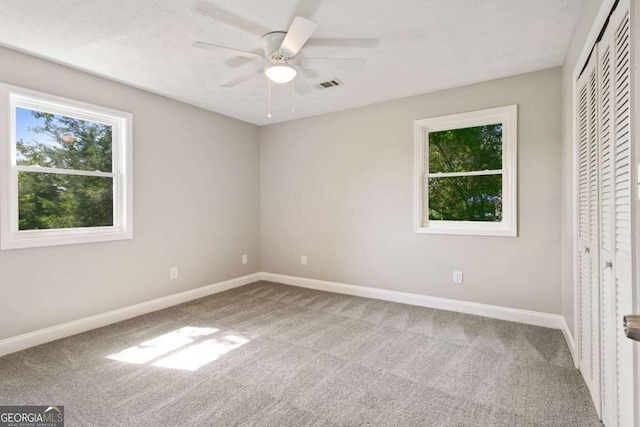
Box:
(264, 64), (297, 83)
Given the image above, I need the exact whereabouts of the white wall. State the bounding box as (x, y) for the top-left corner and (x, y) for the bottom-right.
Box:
(0, 46), (261, 341)
(260, 68), (563, 314)
(560, 0), (604, 337)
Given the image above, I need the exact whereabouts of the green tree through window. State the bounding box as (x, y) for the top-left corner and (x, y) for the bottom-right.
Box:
(428, 125), (503, 221)
(16, 109), (114, 230)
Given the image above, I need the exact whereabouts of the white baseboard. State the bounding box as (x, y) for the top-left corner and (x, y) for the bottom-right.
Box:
(1, 271), (571, 358)
(260, 272), (565, 330)
(0, 272), (261, 357)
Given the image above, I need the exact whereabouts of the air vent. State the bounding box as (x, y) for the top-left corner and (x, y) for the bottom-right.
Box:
(318, 79), (343, 89)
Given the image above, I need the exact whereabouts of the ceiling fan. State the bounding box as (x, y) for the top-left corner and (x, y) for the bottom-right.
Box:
(193, 16), (367, 94)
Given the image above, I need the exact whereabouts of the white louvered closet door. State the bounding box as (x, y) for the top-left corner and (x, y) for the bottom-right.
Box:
(609, 2), (635, 426)
(577, 0), (636, 425)
(597, 16), (617, 427)
(577, 52), (601, 414)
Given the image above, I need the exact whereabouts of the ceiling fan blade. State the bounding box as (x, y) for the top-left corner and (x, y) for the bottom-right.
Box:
(193, 41), (262, 59)
(225, 56), (263, 68)
(196, 1), (270, 36)
(294, 76), (313, 96)
(280, 17), (318, 58)
(305, 38), (379, 48)
(220, 69), (263, 88)
(299, 58), (365, 71)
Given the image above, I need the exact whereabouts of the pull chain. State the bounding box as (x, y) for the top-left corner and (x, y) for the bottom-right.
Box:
(267, 78), (272, 118)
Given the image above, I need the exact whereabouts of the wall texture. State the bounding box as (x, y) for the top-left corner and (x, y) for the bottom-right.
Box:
(260, 68), (563, 314)
(560, 0), (604, 337)
(0, 46), (261, 340)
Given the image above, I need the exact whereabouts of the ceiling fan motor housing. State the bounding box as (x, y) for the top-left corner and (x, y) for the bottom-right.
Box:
(261, 32), (289, 61)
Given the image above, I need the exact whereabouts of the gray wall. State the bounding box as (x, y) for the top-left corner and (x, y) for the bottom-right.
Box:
(0, 44), (569, 342)
(260, 68), (563, 314)
(0, 46), (261, 340)
(560, 0), (603, 337)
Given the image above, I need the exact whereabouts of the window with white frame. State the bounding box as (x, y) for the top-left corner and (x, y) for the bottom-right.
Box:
(0, 84), (133, 249)
(414, 105), (517, 236)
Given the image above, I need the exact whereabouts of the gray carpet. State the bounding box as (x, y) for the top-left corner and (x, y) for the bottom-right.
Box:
(0, 281), (601, 426)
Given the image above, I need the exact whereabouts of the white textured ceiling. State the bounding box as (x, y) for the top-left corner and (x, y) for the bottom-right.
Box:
(0, 0), (582, 125)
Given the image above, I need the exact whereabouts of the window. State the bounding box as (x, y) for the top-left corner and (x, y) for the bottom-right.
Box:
(0, 84), (133, 249)
(414, 105), (517, 236)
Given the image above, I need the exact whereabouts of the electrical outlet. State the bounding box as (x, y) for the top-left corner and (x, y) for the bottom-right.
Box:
(453, 270), (463, 284)
(242, 254), (248, 265)
(170, 267), (178, 280)
(301, 255), (308, 266)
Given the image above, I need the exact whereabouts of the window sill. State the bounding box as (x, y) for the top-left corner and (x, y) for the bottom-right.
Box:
(414, 223), (517, 237)
(1, 227), (133, 250)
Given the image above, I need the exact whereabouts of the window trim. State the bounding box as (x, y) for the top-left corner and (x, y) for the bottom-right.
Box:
(413, 105), (517, 237)
(0, 84), (133, 250)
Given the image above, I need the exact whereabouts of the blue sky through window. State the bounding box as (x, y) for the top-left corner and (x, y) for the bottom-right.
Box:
(15, 107), (54, 146)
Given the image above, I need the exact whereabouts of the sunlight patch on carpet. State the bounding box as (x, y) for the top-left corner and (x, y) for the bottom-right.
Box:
(107, 326), (219, 364)
(153, 335), (250, 371)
